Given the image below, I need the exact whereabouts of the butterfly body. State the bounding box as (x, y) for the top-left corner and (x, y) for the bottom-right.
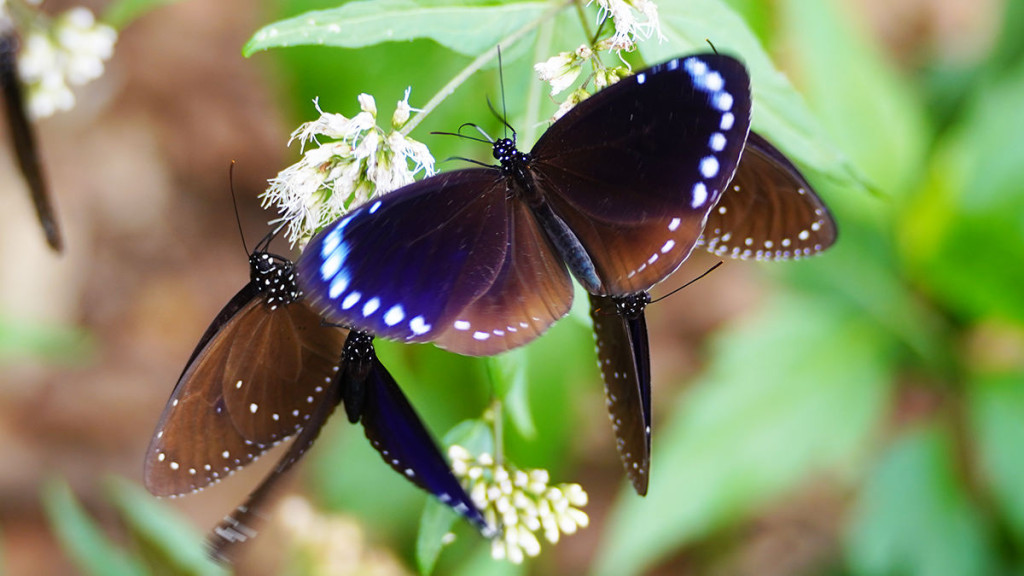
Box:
(299, 53), (753, 356)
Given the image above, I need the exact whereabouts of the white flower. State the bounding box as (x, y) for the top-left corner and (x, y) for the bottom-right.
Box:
(551, 87), (591, 122)
(15, 6), (116, 119)
(262, 92), (435, 246)
(448, 445), (589, 564)
(593, 0), (665, 49)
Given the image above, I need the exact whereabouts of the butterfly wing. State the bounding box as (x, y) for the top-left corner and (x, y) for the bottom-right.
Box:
(144, 291), (346, 497)
(206, 343), (346, 563)
(589, 295), (651, 496)
(701, 132), (837, 259)
(533, 54), (752, 294)
(299, 169), (572, 356)
(361, 357), (493, 535)
(0, 30), (61, 251)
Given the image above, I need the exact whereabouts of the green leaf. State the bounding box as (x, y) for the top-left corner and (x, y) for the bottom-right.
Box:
(416, 500), (456, 576)
(901, 59), (1024, 324)
(104, 477), (227, 576)
(102, 0), (182, 29)
(485, 349), (536, 438)
(640, 0), (872, 196)
(594, 294), (892, 576)
(778, 0), (928, 196)
(0, 317), (94, 366)
(244, 0), (550, 58)
(416, 419), (492, 575)
(969, 370), (1024, 542)
(845, 425), (998, 576)
(41, 478), (149, 576)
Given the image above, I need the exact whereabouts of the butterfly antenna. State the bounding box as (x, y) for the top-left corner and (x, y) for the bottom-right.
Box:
(650, 261), (724, 304)
(430, 123), (494, 144)
(443, 156), (493, 169)
(496, 45), (511, 140)
(485, 96), (516, 141)
(228, 160), (250, 256)
(705, 39), (719, 55)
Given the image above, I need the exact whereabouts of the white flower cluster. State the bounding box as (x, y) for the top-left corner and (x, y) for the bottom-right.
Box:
(278, 495), (411, 576)
(17, 7), (116, 119)
(262, 90), (435, 247)
(448, 445), (589, 564)
(593, 0), (665, 50)
(534, 43), (628, 121)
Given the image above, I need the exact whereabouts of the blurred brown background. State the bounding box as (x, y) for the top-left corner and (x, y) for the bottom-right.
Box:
(0, 0), (1001, 574)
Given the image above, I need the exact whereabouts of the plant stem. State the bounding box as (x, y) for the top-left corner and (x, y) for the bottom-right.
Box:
(401, 0), (574, 136)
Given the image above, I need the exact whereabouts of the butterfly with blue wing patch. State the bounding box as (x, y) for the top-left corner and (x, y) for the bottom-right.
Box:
(297, 53), (753, 357)
(144, 235), (492, 563)
(590, 132), (838, 495)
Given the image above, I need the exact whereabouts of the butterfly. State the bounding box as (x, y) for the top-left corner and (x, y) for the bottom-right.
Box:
(143, 235), (492, 562)
(297, 52), (753, 357)
(0, 28), (62, 251)
(590, 132), (838, 495)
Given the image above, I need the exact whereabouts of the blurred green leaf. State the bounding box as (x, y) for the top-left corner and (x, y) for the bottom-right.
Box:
(416, 500), (456, 576)
(485, 349), (536, 439)
(969, 371), (1024, 542)
(779, 0), (928, 196)
(845, 425), (998, 576)
(41, 478), (149, 576)
(901, 58), (1024, 325)
(102, 0), (182, 29)
(416, 419), (493, 575)
(595, 294), (892, 576)
(244, 0), (549, 57)
(0, 317), (93, 366)
(451, 542), (524, 576)
(640, 0), (871, 196)
(104, 477), (226, 576)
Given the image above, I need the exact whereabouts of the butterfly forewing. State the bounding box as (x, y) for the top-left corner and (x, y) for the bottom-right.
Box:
(434, 199), (573, 356)
(361, 358), (492, 535)
(299, 170), (512, 349)
(589, 295), (651, 496)
(144, 279), (347, 497)
(701, 132), (837, 260)
(221, 301), (344, 443)
(534, 54), (752, 293)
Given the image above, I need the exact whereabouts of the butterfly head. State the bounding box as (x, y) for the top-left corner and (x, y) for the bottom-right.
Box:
(249, 252), (301, 309)
(612, 292), (651, 320)
(492, 137), (530, 176)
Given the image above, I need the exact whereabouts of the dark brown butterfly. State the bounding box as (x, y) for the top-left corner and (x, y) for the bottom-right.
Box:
(144, 236), (491, 562)
(591, 132), (837, 495)
(0, 26), (61, 252)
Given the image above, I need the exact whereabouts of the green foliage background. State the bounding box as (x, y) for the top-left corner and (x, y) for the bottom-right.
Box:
(37, 0), (1024, 574)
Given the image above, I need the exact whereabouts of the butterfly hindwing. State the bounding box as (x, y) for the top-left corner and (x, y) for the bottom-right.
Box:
(360, 356), (493, 535)
(701, 132), (837, 260)
(206, 341), (346, 563)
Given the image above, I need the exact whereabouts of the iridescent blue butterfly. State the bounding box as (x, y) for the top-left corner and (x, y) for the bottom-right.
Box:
(143, 237), (492, 562)
(591, 132), (838, 495)
(297, 53), (753, 356)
